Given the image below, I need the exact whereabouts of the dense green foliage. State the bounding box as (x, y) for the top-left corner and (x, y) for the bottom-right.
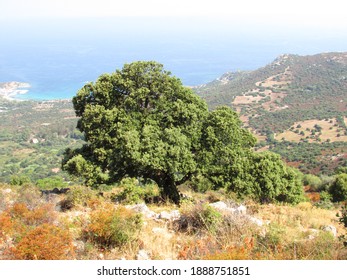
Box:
(63, 61), (208, 203)
(227, 151), (304, 203)
(62, 61), (304, 204)
(330, 174), (347, 202)
(267, 140), (347, 175)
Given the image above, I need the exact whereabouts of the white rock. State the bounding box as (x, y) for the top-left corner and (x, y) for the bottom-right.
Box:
(248, 216), (263, 227)
(136, 249), (150, 260)
(322, 225), (337, 237)
(209, 201), (228, 211)
(126, 203), (157, 218)
(307, 235), (316, 240)
(152, 227), (166, 234)
(158, 210), (180, 221)
(73, 241), (85, 253)
(236, 204), (247, 215)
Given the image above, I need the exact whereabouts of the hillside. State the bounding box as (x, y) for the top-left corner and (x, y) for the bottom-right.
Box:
(194, 52), (347, 174)
(0, 97), (83, 183)
(1, 182), (346, 260)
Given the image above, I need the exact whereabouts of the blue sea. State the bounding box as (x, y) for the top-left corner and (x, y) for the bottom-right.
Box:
(1, 17), (346, 100)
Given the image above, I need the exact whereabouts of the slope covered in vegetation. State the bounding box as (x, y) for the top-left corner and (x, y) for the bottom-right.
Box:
(195, 52), (347, 174)
(1, 182), (347, 260)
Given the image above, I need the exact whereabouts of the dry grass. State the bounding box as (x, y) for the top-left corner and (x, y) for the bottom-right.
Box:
(1, 183), (347, 260)
(233, 94), (265, 105)
(276, 118), (347, 143)
(233, 68), (290, 111)
(12, 148), (35, 159)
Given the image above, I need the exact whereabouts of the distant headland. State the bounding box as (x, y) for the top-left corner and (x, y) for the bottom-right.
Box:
(0, 81), (31, 100)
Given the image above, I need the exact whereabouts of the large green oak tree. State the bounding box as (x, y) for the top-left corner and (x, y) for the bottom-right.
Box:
(62, 61), (304, 204)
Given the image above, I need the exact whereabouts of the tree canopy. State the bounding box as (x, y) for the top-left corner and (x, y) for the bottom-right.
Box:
(63, 61), (304, 204)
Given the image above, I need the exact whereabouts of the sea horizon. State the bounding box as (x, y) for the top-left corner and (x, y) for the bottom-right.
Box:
(1, 17), (347, 101)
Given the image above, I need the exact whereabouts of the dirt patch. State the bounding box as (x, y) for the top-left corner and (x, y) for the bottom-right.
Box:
(276, 118), (347, 143)
(12, 148), (35, 158)
(233, 94), (264, 105)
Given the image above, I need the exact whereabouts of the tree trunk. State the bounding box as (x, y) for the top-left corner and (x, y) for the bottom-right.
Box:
(161, 176), (180, 205)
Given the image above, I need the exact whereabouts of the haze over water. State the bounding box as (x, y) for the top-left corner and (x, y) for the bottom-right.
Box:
(1, 1), (346, 100)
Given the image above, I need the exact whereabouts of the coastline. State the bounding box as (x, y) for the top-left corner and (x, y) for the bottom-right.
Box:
(0, 81), (31, 101)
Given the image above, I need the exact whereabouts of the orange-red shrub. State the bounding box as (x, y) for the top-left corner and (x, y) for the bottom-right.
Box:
(9, 223), (74, 260)
(84, 204), (142, 248)
(0, 213), (14, 242)
(8, 202), (56, 226)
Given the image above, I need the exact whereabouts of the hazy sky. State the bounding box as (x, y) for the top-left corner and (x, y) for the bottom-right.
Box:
(1, 0), (346, 29)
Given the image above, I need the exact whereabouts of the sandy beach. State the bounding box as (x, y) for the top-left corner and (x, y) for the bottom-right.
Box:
(0, 81), (31, 100)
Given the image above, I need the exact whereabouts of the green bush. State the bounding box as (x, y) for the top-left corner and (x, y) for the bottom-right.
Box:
(62, 185), (96, 209)
(314, 191), (334, 209)
(303, 174), (322, 191)
(337, 203), (347, 246)
(10, 175), (31, 186)
(114, 178), (159, 204)
(229, 152), (305, 204)
(190, 174), (213, 193)
(176, 203), (223, 235)
(36, 176), (68, 190)
(329, 174), (347, 202)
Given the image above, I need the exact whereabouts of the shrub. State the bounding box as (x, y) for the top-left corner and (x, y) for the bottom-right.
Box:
(303, 174), (322, 191)
(8, 223), (74, 260)
(314, 191), (334, 209)
(61, 185), (96, 209)
(229, 152), (305, 204)
(8, 202), (56, 227)
(9, 175), (31, 186)
(337, 202), (347, 246)
(114, 178), (159, 204)
(329, 174), (347, 202)
(190, 174), (213, 193)
(176, 203), (222, 234)
(0, 212), (14, 242)
(84, 204), (142, 248)
(36, 176), (68, 190)
(16, 185), (42, 210)
(203, 237), (254, 260)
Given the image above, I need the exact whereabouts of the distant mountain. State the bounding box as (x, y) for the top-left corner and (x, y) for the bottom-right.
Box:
(194, 52), (347, 174)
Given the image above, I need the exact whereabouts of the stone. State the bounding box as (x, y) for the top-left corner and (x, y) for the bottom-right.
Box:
(126, 203), (157, 219)
(322, 225), (337, 237)
(209, 201), (228, 211)
(73, 241), (85, 254)
(158, 210), (180, 221)
(210, 201), (247, 215)
(136, 249), (150, 260)
(248, 216), (264, 227)
(236, 204), (247, 215)
(307, 235), (316, 240)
